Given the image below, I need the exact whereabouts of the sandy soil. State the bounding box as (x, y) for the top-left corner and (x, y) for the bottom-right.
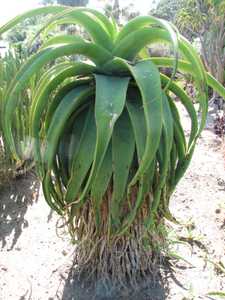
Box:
(0, 106), (224, 300)
(167, 107), (225, 300)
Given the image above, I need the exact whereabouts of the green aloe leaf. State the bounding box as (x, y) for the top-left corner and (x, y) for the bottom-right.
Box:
(44, 78), (92, 133)
(31, 63), (95, 176)
(91, 143), (112, 228)
(74, 74), (130, 208)
(145, 93), (174, 228)
(127, 60), (163, 189)
(0, 6), (67, 36)
(33, 7), (116, 45)
(126, 91), (146, 161)
(41, 34), (84, 48)
(160, 73), (198, 149)
(37, 10), (113, 51)
(110, 109), (135, 229)
(65, 105), (96, 204)
(150, 57), (225, 100)
(43, 85), (93, 173)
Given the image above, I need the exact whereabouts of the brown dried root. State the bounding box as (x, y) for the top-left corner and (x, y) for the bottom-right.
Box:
(0, 141), (34, 186)
(0, 143), (14, 185)
(64, 194), (169, 293)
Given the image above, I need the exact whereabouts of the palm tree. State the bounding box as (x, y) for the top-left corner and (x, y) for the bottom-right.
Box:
(1, 5), (225, 290)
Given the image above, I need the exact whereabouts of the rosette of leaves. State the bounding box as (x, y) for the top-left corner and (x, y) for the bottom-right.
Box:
(0, 50), (35, 178)
(1, 6), (225, 287)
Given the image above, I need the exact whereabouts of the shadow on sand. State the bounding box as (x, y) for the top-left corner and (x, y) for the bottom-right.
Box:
(0, 172), (40, 250)
(60, 266), (169, 300)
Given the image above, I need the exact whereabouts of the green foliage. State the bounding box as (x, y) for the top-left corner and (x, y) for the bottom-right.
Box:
(177, 0), (225, 85)
(0, 51), (26, 159)
(175, 0), (225, 36)
(151, 0), (185, 22)
(153, 0), (225, 85)
(207, 291), (225, 298)
(0, 50), (36, 182)
(0, 6), (225, 236)
(0, 48), (46, 169)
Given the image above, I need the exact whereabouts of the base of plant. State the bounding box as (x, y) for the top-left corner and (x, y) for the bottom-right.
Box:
(62, 200), (169, 294)
(0, 143), (34, 185)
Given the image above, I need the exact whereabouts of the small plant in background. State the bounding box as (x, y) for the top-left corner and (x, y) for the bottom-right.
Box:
(0, 48), (41, 167)
(0, 50), (34, 182)
(1, 5), (225, 291)
(207, 292), (225, 299)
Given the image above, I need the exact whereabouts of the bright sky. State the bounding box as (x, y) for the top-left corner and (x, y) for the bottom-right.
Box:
(0, 0), (157, 25)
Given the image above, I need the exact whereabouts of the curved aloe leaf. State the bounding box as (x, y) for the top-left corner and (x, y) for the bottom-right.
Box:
(43, 85), (93, 172)
(66, 105), (96, 204)
(91, 143), (112, 228)
(0, 6), (67, 36)
(74, 74), (130, 208)
(110, 109), (135, 229)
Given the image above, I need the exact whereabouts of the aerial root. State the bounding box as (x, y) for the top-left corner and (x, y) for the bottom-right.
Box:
(67, 201), (167, 291)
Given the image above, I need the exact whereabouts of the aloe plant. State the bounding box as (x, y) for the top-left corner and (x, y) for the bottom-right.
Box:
(0, 50), (35, 171)
(1, 6), (225, 287)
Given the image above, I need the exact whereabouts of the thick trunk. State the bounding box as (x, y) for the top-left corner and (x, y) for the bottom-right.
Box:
(200, 19), (225, 107)
(214, 19), (225, 85)
(202, 22), (225, 85)
(212, 29), (224, 107)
